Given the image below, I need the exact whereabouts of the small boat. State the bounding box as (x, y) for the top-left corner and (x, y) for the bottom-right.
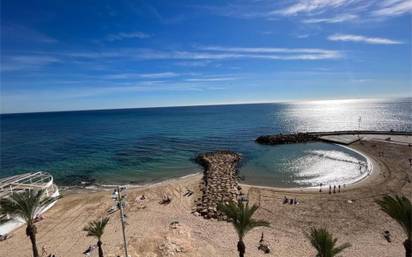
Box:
(0, 172), (60, 236)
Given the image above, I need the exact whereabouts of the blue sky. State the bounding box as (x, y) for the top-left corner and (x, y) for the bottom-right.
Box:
(1, 0), (411, 113)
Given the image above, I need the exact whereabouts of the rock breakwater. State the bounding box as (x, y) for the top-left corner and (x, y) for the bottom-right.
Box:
(193, 151), (242, 220)
(256, 133), (319, 145)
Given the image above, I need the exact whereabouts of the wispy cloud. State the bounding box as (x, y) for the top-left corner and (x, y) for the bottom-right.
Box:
(328, 33), (403, 45)
(0, 45), (344, 77)
(275, 0), (349, 16)
(204, 1), (411, 23)
(2, 45), (343, 74)
(174, 60), (212, 67)
(1, 55), (60, 72)
(303, 14), (358, 23)
(372, 0), (412, 16)
(2, 24), (58, 44)
(196, 46), (343, 60)
(59, 47), (343, 61)
(184, 76), (239, 82)
(103, 72), (179, 80)
(106, 31), (151, 41)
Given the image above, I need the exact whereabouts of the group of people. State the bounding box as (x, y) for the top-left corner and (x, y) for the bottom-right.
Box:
(282, 196), (298, 205)
(318, 183), (345, 194)
(328, 184), (343, 194)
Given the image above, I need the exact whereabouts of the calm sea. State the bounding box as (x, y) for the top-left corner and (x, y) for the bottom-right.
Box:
(1, 98), (411, 187)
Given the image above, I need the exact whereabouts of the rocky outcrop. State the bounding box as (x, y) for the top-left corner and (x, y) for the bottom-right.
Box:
(256, 133), (319, 145)
(193, 151), (242, 220)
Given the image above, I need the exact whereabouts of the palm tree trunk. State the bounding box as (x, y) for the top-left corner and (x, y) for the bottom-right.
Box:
(97, 240), (104, 257)
(26, 224), (39, 257)
(237, 240), (246, 257)
(404, 239), (411, 257)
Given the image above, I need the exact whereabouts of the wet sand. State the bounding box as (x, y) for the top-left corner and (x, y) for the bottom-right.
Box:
(1, 138), (411, 257)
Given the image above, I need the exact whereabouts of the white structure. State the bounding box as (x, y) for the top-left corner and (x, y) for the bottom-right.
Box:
(0, 172), (60, 236)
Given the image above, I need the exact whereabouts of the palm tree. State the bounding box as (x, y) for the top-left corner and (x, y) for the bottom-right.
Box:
(305, 227), (351, 257)
(376, 195), (412, 257)
(218, 201), (270, 257)
(83, 217), (110, 257)
(0, 189), (60, 257)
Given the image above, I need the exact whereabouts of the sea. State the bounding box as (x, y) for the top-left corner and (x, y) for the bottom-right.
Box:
(1, 98), (411, 187)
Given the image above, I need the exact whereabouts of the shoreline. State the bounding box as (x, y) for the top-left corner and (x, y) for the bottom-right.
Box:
(60, 172), (204, 193)
(63, 141), (377, 194)
(240, 143), (380, 193)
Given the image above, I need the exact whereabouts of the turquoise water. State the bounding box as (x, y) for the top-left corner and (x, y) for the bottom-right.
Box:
(1, 98), (411, 187)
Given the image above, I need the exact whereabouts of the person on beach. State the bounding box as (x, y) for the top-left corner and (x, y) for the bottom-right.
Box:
(333, 185), (336, 194)
(258, 232), (271, 253)
(159, 194), (171, 205)
(41, 246), (48, 256)
(83, 245), (96, 256)
(338, 185), (341, 193)
(319, 183), (322, 192)
(329, 185), (332, 194)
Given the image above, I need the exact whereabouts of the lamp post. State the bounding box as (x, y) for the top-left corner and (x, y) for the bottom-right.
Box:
(115, 185), (129, 257)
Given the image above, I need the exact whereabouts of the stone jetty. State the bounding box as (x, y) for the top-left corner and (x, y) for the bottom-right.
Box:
(193, 151), (242, 220)
(256, 132), (319, 145)
(256, 130), (412, 145)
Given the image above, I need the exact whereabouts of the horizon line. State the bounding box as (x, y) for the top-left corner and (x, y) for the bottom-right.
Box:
(1, 96), (410, 115)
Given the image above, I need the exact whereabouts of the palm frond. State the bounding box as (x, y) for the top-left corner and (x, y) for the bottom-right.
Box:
(305, 227), (351, 257)
(0, 189), (60, 224)
(83, 217), (110, 240)
(218, 201), (270, 240)
(331, 242), (352, 255)
(375, 195), (412, 240)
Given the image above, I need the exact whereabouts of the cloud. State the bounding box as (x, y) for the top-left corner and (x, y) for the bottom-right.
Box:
(328, 34), (403, 44)
(303, 14), (358, 23)
(2, 24), (58, 44)
(106, 32), (151, 41)
(1, 55), (60, 72)
(9, 46), (343, 73)
(138, 49), (343, 61)
(199, 46), (337, 54)
(372, 0), (412, 16)
(184, 76), (239, 82)
(174, 60), (212, 67)
(204, 1), (411, 23)
(104, 72), (179, 80)
(195, 46), (343, 60)
(275, 0), (349, 16)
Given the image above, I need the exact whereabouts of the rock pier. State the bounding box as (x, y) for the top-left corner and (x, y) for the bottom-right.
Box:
(193, 151), (242, 220)
(256, 133), (319, 145)
(256, 130), (412, 145)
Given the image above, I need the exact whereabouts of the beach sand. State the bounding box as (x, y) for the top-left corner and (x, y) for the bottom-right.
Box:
(1, 139), (411, 257)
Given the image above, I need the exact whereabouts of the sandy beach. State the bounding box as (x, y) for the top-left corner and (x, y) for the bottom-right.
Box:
(1, 137), (411, 257)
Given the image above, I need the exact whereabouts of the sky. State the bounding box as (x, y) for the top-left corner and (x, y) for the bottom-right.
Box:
(1, 0), (411, 113)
